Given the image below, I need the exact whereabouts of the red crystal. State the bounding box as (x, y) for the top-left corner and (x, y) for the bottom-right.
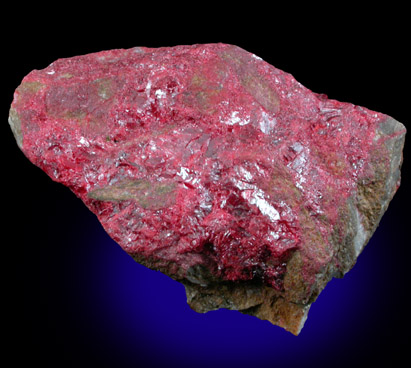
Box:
(9, 43), (406, 334)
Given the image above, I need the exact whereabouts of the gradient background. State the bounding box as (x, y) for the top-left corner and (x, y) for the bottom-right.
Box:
(4, 7), (410, 368)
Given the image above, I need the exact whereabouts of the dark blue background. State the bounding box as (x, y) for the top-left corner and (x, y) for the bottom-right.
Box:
(4, 8), (409, 368)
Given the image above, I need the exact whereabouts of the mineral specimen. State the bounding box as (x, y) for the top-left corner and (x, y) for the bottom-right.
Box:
(9, 43), (406, 335)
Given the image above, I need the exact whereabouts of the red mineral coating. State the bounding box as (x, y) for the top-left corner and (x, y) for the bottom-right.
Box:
(10, 44), (394, 291)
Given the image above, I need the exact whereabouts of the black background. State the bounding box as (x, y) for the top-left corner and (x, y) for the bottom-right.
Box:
(3, 5), (410, 368)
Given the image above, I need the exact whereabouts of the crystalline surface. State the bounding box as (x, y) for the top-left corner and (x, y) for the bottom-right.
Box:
(9, 43), (406, 334)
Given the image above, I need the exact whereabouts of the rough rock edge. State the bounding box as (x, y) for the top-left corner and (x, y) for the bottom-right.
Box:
(8, 108), (23, 149)
(181, 117), (406, 335)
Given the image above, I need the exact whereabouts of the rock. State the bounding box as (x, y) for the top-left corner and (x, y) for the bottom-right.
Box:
(8, 43), (406, 335)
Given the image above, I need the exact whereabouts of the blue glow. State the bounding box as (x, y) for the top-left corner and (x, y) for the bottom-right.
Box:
(60, 215), (394, 367)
